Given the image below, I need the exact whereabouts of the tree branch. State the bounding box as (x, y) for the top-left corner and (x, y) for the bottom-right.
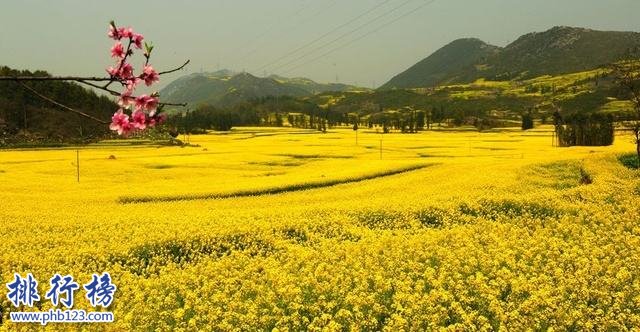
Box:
(158, 60), (190, 75)
(16, 81), (109, 124)
(104, 39), (134, 89)
(159, 102), (187, 107)
(0, 76), (114, 81)
(0, 59), (191, 82)
(77, 80), (120, 96)
(1, 60), (190, 110)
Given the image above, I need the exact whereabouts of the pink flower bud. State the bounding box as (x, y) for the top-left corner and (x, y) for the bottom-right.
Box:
(107, 25), (120, 40)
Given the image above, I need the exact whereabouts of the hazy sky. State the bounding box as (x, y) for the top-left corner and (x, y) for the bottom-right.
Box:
(1, 0), (639, 88)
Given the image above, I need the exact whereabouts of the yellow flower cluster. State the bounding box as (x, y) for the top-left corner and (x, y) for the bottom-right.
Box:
(0, 126), (639, 331)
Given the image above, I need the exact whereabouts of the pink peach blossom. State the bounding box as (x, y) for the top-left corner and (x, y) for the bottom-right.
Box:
(131, 111), (147, 130)
(106, 66), (118, 77)
(124, 78), (141, 94)
(109, 109), (132, 135)
(118, 27), (134, 39)
(141, 65), (159, 86)
(132, 33), (144, 49)
(105, 22), (169, 135)
(135, 95), (159, 112)
(110, 42), (125, 58)
(119, 63), (134, 79)
(118, 91), (135, 109)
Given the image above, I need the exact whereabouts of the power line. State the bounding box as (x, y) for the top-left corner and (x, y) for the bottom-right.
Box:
(237, 0), (340, 64)
(253, 0), (393, 74)
(228, 0), (313, 58)
(268, 0), (418, 75)
(281, 0), (438, 76)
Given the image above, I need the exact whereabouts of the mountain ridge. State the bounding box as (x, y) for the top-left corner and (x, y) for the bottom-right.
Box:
(161, 71), (367, 107)
(380, 26), (640, 89)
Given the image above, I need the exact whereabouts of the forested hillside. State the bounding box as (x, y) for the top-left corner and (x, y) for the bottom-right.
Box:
(0, 66), (117, 144)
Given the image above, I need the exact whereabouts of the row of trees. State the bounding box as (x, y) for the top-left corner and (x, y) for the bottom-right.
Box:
(553, 111), (615, 146)
(168, 99), (500, 135)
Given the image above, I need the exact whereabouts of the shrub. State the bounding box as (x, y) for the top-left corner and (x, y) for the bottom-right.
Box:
(619, 153), (639, 169)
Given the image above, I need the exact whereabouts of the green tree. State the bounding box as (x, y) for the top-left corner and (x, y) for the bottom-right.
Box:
(521, 111), (534, 130)
(611, 60), (640, 167)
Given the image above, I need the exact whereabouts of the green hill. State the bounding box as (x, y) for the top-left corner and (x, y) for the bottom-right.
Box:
(268, 74), (365, 94)
(310, 65), (633, 128)
(161, 70), (367, 108)
(381, 26), (640, 89)
(380, 38), (500, 90)
(483, 26), (640, 80)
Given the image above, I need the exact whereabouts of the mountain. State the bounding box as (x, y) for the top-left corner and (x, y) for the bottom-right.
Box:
(484, 26), (640, 80)
(268, 74), (364, 94)
(161, 70), (366, 108)
(380, 38), (501, 90)
(381, 26), (640, 89)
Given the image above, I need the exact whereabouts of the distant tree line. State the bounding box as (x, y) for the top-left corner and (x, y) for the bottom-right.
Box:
(168, 96), (537, 134)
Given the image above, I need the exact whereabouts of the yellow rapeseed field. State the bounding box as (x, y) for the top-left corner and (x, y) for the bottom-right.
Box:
(1, 126), (639, 331)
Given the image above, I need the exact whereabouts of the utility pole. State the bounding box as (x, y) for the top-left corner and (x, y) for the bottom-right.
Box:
(76, 149), (80, 183)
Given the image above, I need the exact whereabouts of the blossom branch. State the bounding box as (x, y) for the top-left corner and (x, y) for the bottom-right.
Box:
(76, 80), (186, 107)
(0, 21), (188, 135)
